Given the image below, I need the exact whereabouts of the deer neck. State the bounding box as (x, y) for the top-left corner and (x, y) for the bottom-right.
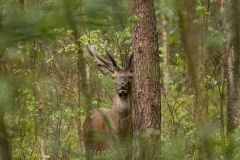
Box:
(112, 93), (132, 118)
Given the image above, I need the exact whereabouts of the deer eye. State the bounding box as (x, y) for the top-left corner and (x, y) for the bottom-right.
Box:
(111, 74), (116, 79)
(128, 74), (133, 79)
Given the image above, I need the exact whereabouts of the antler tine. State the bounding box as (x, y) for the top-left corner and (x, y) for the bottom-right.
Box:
(104, 40), (119, 69)
(126, 52), (134, 69)
(85, 43), (111, 67)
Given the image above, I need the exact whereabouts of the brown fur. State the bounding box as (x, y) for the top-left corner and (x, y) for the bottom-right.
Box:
(83, 42), (133, 158)
(83, 108), (112, 153)
(83, 101), (133, 154)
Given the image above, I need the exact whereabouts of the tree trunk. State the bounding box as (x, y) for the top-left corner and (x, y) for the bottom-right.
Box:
(130, 0), (161, 159)
(177, 0), (211, 158)
(176, 0), (206, 129)
(67, 1), (91, 151)
(39, 79), (46, 160)
(0, 111), (12, 160)
(227, 0), (240, 133)
(160, 0), (170, 94)
(38, 45), (47, 160)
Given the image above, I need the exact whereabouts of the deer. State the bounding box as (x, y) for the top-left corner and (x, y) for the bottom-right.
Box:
(83, 41), (134, 159)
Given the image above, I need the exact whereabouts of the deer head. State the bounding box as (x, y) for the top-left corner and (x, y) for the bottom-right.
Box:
(85, 41), (134, 97)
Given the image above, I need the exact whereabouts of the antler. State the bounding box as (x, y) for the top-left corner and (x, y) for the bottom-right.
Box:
(104, 40), (119, 69)
(85, 41), (120, 70)
(85, 44), (111, 67)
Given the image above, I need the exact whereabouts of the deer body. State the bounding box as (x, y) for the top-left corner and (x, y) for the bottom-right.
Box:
(83, 96), (132, 152)
(83, 41), (133, 157)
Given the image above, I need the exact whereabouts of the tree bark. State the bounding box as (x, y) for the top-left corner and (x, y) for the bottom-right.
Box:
(130, 0), (161, 159)
(227, 0), (240, 133)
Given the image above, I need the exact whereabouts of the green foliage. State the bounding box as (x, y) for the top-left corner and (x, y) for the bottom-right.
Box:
(6, 87), (37, 159)
(206, 26), (225, 48)
(0, 0), (239, 159)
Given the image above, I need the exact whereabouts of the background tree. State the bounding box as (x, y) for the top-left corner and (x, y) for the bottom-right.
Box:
(130, 0), (161, 159)
(227, 0), (240, 134)
(176, 0), (206, 129)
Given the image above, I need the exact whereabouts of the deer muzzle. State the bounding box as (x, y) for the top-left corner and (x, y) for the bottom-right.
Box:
(118, 82), (129, 97)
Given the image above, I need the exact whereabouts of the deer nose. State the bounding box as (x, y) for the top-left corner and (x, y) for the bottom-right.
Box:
(119, 82), (128, 90)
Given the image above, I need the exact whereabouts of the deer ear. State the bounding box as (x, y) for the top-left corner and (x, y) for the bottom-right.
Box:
(126, 62), (134, 73)
(125, 52), (134, 72)
(97, 64), (114, 76)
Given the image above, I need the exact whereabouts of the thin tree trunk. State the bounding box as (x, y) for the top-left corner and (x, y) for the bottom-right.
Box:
(0, 111), (12, 160)
(75, 33), (85, 151)
(217, 0), (228, 156)
(38, 47), (47, 160)
(130, 0), (161, 159)
(177, 0), (211, 158)
(160, 0), (170, 94)
(227, 0), (240, 133)
(0, 34), (12, 160)
(176, 0), (206, 129)
(64, 1), (91, 151)
(39, 81), (46, 160)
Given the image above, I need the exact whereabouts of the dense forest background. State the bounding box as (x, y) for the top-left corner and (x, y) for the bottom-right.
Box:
(0, 0), (240, 159)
